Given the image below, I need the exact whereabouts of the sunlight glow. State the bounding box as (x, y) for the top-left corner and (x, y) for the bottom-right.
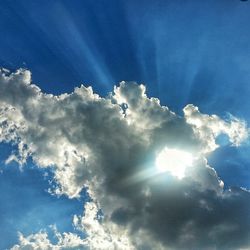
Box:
(155, 147), (194, 179)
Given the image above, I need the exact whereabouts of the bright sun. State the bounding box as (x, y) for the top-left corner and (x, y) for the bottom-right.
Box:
(155, 147), (194, 179)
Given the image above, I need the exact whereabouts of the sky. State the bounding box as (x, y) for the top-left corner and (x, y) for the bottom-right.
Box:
(0, 0), (250, 249)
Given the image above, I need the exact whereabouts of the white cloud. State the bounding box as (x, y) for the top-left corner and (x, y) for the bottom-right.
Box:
(184, 104), (248, 153)
(12, 202), (134, 250)
(11, 228), (87, 250)
(0, 69), (249, 249)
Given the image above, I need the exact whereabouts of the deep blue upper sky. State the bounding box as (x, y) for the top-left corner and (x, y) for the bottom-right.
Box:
(1, 0), (250, 117)
(0, 0), (250, 248)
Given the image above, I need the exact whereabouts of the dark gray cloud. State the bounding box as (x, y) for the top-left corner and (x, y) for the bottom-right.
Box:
(0, 69), (249, 249)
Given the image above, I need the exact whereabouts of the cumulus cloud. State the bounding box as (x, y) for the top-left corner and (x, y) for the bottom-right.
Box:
(11, 227), (86, 250)
(0, 68), (249, 249)
(184, 104), (248, 153)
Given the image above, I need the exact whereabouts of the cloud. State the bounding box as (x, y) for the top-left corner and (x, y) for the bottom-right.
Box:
(11, 227), (86, 250)
(0, 68), (249, 249)
(184, 104), (248, 153)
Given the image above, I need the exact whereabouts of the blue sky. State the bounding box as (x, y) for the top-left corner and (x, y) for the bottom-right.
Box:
(0, 0), (250, 249)
(1, 0), (250, 116)
(0, 144), (86, 249)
